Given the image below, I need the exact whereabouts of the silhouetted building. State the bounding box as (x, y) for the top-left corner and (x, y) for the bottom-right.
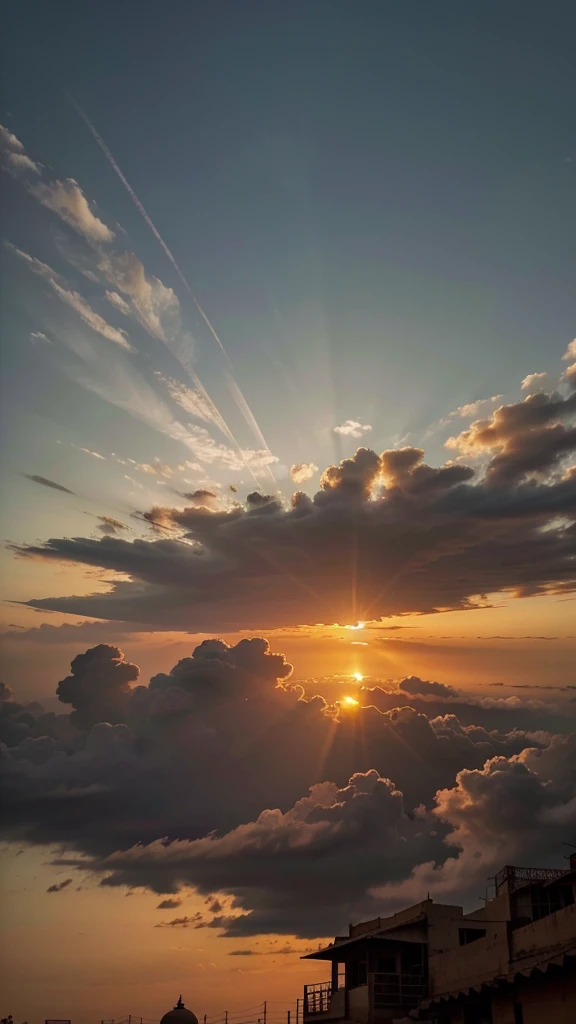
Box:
(301, 857), (576, 1024)
(161, 997), (199, 1024)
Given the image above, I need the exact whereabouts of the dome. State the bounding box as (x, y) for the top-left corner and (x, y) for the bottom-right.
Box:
(161, 996), (199, 1024)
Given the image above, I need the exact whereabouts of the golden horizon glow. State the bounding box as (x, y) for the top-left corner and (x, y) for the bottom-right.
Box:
(345, 621), (366, 630)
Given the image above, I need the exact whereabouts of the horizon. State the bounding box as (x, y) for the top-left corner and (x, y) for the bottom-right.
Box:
(1, 2), (575, 1021)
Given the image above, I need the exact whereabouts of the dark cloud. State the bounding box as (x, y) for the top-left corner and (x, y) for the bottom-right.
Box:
(97, 516), (130, 536)
(156, 898), (182, 909)
(23, 474), (75, 494)
(47, 878), (72, 893)
(399, 676), (458, 698)
(1, 635), (575, 938)
(447, 390), (576, 486)
(154, 914), (202, 928)
(11, 402), (576, 629)
(56, 645), (139, 730)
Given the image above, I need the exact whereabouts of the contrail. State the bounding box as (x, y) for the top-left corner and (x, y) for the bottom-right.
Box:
(66, 93), (277, 489)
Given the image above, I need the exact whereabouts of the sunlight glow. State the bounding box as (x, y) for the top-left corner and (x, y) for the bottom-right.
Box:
(352, 672), (363, 681)
(345, 621), (365, 630)
(342, 696), (359, 707)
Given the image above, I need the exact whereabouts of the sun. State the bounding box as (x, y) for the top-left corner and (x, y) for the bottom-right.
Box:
(342, 696), (359, 707)
(344, 621), (365, 630)
(352, 672), (363, 682)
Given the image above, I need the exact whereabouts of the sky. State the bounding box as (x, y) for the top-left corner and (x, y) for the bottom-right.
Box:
(1, 2), (576, 1022)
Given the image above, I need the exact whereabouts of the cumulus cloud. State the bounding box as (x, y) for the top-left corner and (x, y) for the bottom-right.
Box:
(521, 372), (548, 391)
(333, 419), (372, 438)
(1, 634), (574, 935)
(9, 246), (132, 351)
(56, 644), (139, 730)
(12, 402), (576, 630)
(290, 463), (319, 484)
(32, 178), (115, 243)
(446, 390), (576, 486)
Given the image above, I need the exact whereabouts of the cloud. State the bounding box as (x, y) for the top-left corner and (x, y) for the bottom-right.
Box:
(156, 898), (183, 909)
(56, 644), (139, 730)
(9, 246), (132, 351)
(290, 463), (319, 484)
(156, 373), (225, 429)
(563, 338), (576, 383)
(0, 124), (41, 175)
(399, 676), (458, 699)
(47, 878), (73, 893)
(521, 372), (548, 391)
(23, 474), (75, 495)
(71, 444), (107, 460)
(105, 291), (132, 316)
(12, 398), (576, 631)
(96, 516), (130, 536)
(446, 390), (576, 486)
(32, 178), (115, 243)
(155, 915), (203, 928)
(2, 634), (575, 936)
(333, 419), (372, 438)
(30, 331), (52, 344)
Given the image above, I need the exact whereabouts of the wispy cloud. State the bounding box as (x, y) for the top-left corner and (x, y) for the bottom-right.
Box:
(32, 178), (115, 243)
(71, 444), (107, 460)
(9, 245), (132, 351)
(0, 123), (41, 175)
(23, 474), (75, 494)
(47, 878), (73, 893)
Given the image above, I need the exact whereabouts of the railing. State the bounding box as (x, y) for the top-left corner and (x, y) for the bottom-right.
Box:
(494, 865), (568, 895)
(371, 971), (427, 1009)
(304, 983), (332, 1015)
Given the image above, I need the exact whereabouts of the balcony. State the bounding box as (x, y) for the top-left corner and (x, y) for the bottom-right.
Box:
(371, 971), (427, 1009)
(303, 972), (427, 1021)
(303, 982), (345, 1020)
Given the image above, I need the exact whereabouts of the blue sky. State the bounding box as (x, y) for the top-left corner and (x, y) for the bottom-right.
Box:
(1, 0), (575, 619)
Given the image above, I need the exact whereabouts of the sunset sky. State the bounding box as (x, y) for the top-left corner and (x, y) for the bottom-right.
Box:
(1, 3), (575, 1023)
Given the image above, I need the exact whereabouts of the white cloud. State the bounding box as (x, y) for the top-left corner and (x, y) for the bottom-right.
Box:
(11, 245), (132, 351)
(334, 419), (373, 438)
(98, 251), (179, 342)
(71, 444), (107, 460)
(562, 338), (576, 382)
(0, 124), (41, 175)
(30, 331), (52, 344)
(156, 372), (223, 427)
(105, 291), (131, 316)
(184, 425), (279, 472)
(32, 178), (115, 243)
(521, 372), (548, 391)
(290, 463), (319, 484)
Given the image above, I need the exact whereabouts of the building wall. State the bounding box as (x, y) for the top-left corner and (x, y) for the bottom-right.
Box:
(347, 983), (369, 1024)
(511, 902), (576, 961)
(515, 972), (576, 1024)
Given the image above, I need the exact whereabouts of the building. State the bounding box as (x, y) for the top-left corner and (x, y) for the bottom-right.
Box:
(420, 858), (576, 1023)
(301, 857), (576, 1024)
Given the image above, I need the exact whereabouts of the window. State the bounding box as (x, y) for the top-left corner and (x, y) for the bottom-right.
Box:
(376, 955), (396, 974)
(357, 961), (367, 986)
(459, 928), (487, 945)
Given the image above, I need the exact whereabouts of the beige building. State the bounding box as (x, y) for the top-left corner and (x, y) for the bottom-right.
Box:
(301, 857), (576, 1024)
